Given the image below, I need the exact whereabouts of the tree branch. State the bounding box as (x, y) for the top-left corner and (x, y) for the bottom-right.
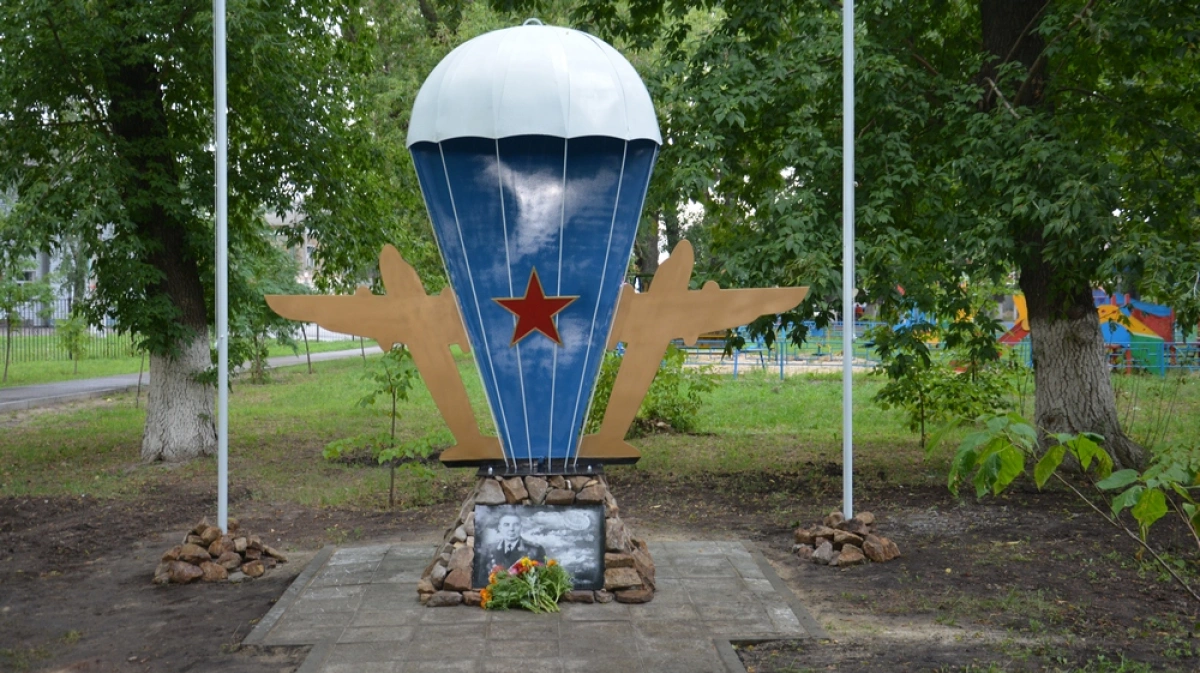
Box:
(905, 40), (940, 77)
(984, 78), (1021, 119)
(1053, 472), (1200, 604)
(1014, 0), (1097, 107)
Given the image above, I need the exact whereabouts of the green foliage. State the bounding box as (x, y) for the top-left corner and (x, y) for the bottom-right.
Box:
(561, 0), (1200, 462)
(870, 315), (1011, 446)
(224, 226), (310, 384)
(57, 311), (91, 375)
(585, 344), (719, 436)
(0, 0), (412, 353)
(947, 413), (1112, 499)
(947, 412), (1200, 602)
(322, 347), (441, 507)
(1095, 444), (1200, 542)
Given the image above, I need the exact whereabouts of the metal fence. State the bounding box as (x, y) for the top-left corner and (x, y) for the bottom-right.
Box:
(682, 321), (1200, 379)
(0, 306), (358, 364)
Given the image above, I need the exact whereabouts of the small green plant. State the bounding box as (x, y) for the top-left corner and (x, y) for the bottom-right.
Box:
(870, 316), (1010, 447)
(57, 310), (90, 374)
(323, 346), (439, 508)
(586, 344), (719, 436)
(942, 412), (1200, 604)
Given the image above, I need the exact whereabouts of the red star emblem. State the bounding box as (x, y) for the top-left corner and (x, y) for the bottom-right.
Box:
(494, 269), (578, 346)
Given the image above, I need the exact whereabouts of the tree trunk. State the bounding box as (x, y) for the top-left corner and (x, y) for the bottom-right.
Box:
(633, 216), (660, 288)
(982, 0), (1145, 470)
(142, 332), (216, 462)
(1020, 260), (1145, 470)
(107, 36), (215, 462)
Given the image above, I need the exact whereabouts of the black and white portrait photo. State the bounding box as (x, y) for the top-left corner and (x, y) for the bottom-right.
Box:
(472, 504), (605, 590)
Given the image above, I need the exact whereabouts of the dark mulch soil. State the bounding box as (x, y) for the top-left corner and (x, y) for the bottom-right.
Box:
(2, 463), (1197, 672)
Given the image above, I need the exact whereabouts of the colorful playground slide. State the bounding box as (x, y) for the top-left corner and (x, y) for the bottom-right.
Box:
(1000, 293), (1176, 374)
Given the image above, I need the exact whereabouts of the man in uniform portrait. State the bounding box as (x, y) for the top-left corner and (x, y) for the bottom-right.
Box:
(482, 512), (546, 571)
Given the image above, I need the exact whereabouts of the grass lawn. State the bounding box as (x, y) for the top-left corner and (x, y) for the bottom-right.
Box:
(0, 337), (368, 388)
(3, 356), (1199, 508)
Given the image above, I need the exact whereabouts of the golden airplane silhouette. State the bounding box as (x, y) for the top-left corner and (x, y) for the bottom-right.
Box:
(264, 245), (502, 464)
(577, 240), (808, 461)
(267, 241), (806, 467)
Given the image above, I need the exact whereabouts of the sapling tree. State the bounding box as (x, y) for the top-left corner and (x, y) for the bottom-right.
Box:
(58, 310), (90, 375)
(324, 346), (443, 508)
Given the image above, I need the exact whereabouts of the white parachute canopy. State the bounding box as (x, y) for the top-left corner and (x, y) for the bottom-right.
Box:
(407, 21), (661, 145)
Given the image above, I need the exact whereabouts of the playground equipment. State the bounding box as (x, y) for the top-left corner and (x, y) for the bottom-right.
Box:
(999, 292), (1198, 375)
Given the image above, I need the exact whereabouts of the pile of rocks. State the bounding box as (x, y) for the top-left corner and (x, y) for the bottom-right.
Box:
(792, 511), (901, 567)
(419, 474), (655, 607)
(154, 519), (288, 584)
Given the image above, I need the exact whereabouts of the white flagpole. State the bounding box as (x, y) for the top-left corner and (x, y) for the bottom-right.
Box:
(214, 0), (230, 533)
(842, 0), (855, 519)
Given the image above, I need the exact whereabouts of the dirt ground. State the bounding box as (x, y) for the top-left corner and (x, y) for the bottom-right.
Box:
(2, 466), (1198, 672)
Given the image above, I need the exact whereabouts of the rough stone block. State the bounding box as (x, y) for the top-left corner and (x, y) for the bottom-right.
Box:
(427, 591), (463, 607)
(605, 553), (635, 568)
(443, 568), (472, 592)
(605, 518), (627, 552)
(833, 545), (866, 567)
(562, 590), (595, 603)
(448, 545), (473, 575)
(177, 543), (211, 565)
(546, 488), (575, 505)
(501, 477), (529, 503)
(812, 540), (835, 565)
(168, 561), (203, 584)
(476, 479), (506, 505)
(604, 567), (641, 591)
(525, 476), (548, 505)
(577, 484), (605, 504)
(832, 531), (863, 549)
(615, 588), (654, 604)
(200, 561), (228, 582)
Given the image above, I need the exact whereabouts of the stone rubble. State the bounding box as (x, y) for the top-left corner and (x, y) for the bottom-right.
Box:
(153, 518), (288, 585)
(419, 474), (655, 606)
(793, 511), (901, 567)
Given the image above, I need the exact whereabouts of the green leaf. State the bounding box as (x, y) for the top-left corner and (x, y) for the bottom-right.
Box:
(1110, 485), (1144, 517)
(1095, 469), (1139, 491)
(1034, 446), (1066, 489)
(1068, 434), (1101, 472)
(993, 446), (1025, 495)
(1130, 488), (1168, 539)
(1006, 422), (1038, 451)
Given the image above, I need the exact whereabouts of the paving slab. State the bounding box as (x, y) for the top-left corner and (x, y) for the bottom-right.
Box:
(245, 541), (824, 673)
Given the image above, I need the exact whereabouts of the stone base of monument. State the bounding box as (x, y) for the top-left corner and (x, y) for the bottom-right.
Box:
(418, 474), (655, 607)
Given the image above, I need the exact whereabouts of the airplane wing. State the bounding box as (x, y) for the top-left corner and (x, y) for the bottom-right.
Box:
(607, 240), (808, 348)
(265, 289), (398, 343)
(265, 287), (471, 352)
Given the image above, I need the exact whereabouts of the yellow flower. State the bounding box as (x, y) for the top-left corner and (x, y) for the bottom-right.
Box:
(479, 588), (491, 609)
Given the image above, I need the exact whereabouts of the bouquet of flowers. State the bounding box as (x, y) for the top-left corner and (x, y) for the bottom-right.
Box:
(480, 557), (573, 613)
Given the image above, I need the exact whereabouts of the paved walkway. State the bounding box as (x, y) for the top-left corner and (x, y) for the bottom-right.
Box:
(0, 346), (381, 413)
(244, 541), (824, 673)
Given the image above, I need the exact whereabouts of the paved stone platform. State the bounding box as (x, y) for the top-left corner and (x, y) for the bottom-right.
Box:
(244, 541), (824, 673)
